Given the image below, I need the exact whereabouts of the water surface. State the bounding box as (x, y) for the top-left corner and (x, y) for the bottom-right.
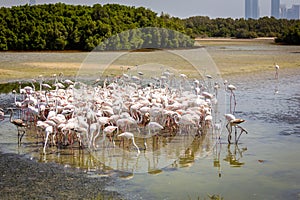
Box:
(0, 50), (300, 199)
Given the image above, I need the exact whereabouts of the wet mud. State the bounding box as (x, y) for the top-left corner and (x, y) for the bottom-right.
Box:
(0, 152), (121, 199)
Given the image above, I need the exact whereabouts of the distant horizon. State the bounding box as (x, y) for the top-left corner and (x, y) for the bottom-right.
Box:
(1, 0), (300, 19)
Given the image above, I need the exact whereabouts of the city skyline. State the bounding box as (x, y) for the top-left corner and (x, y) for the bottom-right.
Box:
(271, 0), (280, 18)
(245, 0), (260, 19)
(0, 0), (300, 19)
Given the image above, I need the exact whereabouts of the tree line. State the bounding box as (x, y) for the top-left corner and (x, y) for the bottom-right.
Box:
(0, 3), (299, 51)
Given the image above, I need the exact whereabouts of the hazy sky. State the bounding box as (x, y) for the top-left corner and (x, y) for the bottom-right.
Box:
(1, 0), (300, 18)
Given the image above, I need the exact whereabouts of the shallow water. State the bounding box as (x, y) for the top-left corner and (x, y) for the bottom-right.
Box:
(1, 53), (300, 199)
(106, 69), (300, 200)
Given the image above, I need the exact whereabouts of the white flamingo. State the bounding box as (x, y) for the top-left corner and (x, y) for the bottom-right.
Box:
(227, 84), (236, 114)
(225, 114), (247, 144)
(142, 121), (164, 149)
(118, 132), (140, 154)
(43, 125), (53, 154)
(274, 63), (279, 79)
(94, 125), (118, 149)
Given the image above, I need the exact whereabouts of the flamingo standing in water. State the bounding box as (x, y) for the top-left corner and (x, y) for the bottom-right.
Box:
(143, 121), (164, 149)
(93, 125), (118, 149)
(225, 114), (247, 144)
(103, 125), (118, 147)
(227, 84), (236, 114)
(5, 67), (226, 158)
(118, 132), (140, 154)
(0, 108), (4, 120)
(274, 63), (279, 80)
(8, 108), (27, 145)
(43, 125), (53, 154)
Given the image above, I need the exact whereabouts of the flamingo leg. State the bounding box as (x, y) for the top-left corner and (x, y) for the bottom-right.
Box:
(236, 125), (248, 144)
(226, 122), (232, 144)
(144, 138), (147, 150)
(232, 92), (236, 114)
(44, 132), (49, 154)
(234, 126), (237, 144)
(19, 130), (25, 144)
(131, 138), (140, 154)
(17, 130), (21, 146)
(230, 93), (232, 114)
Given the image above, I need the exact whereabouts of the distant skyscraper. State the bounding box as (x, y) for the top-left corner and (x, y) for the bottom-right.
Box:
(280, 4), (287, 19)
(271, 0), (280, 18)
(287, 5), (300, 20)
(245, 0), (259, 19)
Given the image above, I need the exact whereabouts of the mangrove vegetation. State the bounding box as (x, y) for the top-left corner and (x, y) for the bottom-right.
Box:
(0, 3), (299, 51)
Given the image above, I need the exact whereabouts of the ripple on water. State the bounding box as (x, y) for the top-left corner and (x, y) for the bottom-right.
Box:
(279, 127), (300, 136)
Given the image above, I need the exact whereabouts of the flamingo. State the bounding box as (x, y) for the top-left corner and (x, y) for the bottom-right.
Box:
(214, 82), (220, 98)
(27, 104), (40, 124)
(89, 122), (100, 149)
(227, 84), (237, 114)
(6, 63), (230, 159)
(93, 125), (118, 149)
(8, 108), (27, 145)
(205, 74), (212, 90)
(103, 125), (118, 147)
(225, 114), (247, 144)
(42, 83), (52, 90)
(18, 82), (26, 100)
(274, 63), (279, 80)
(116, 117), (136, 132)
(43, 125), (53, 154)
(0, 108), (4, 120)
(118, 132), (140, 154)
(143, 121), (164, 149)
(64, 79), (74, 85)
(12, 90), (23, 108)
(36, 120), (49, 137)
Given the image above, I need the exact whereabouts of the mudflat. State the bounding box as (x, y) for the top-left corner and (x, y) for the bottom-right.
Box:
(0, 152), (121, 199)
(0, 38), (299, 81)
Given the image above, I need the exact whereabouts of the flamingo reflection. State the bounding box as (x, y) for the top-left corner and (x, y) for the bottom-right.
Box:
(223, 144), (247, 167)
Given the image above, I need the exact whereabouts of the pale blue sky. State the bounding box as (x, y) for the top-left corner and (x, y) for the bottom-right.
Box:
(1, 0), (300, 18)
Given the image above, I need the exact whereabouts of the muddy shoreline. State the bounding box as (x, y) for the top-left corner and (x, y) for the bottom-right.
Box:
(0, 91), (121, 199)
(0, 151), (122, 199)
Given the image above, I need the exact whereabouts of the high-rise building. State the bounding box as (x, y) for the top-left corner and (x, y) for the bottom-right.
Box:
(287, 5), (300, 19)
(280, 4), (287, 19)
(245, 0), (260, 19)
(271, 0), (280, 18)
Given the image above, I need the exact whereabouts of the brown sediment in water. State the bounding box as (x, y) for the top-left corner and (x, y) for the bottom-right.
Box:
(0, 152), (121, 199)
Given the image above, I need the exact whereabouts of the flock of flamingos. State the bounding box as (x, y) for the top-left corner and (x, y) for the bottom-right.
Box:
(1, 69), (248, 155)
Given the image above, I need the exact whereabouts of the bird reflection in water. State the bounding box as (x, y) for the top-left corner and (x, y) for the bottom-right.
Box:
(223, 144), (247, 167)
(274, 63), (280, 94)
(177, 133), (211, 168)
(213, 143), (247, 178)
(213, 141), (222, 177)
